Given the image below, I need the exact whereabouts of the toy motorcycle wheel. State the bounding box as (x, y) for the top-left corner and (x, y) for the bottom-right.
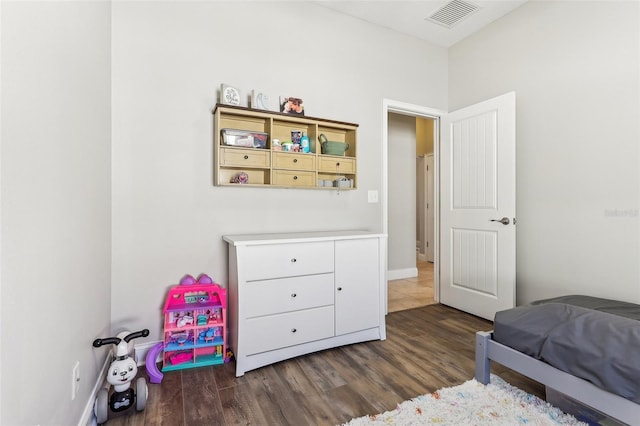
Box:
(136, 377), (148, 411)
(94, 388), (109, 424)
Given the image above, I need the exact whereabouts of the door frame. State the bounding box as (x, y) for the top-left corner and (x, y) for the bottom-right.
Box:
(423, 153), (435, 263)
(382, 99), (446, 305)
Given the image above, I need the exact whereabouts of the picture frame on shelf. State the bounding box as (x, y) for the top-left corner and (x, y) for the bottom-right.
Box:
(280, 96), (304, 116)
(251, 90), (270, 110)
(220, 84), (241, 106)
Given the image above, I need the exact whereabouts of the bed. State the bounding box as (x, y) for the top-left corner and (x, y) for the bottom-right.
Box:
(475, 295), (640, 425)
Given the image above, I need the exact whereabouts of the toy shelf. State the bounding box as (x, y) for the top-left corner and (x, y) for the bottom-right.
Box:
(164, 336), (224, 351)
(161, 280), (227, 372)
(213, 104), (358, 189)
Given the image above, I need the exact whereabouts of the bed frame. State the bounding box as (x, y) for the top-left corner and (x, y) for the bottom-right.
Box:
(475, 331), (640, 425)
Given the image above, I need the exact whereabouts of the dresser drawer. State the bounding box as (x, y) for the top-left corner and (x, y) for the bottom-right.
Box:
(272, 170), (316, 187)
(244, 273), (334, 318)
(273, 152), (315, 171)
(244, 306), (335, 355)
(243, 241), (334, 281)
(220, 147), (270, 168)
(318, 156), (355, 174)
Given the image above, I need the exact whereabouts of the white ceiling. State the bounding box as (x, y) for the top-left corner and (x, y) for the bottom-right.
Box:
(314, 0), (529, 47)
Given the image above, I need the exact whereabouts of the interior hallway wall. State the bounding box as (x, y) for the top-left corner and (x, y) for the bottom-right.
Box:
(388, 113), (418, 279)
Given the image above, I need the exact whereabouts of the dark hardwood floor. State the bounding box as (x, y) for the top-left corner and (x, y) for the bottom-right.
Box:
(106, 304), (544, 426)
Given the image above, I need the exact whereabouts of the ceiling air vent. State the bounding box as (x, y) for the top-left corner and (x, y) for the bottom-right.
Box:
(426, 0), (480, 28)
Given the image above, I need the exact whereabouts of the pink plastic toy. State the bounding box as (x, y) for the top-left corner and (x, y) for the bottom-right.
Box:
(179, 275), (196, 285)
(161, 274), (227, 372)
(196, 273), (213, 284)
(169, 352), (193, 365)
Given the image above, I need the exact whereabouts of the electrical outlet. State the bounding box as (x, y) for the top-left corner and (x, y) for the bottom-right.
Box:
(71, 361), (80, 400)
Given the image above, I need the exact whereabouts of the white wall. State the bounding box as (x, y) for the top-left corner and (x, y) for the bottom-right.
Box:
(449, 0), (640, 304)
(9, 1), (635, 424)
(110, 2), (447, 340)
(388, 113), (418, 278)
(0, 2), (446, 423)
(0, 1), (112, 425)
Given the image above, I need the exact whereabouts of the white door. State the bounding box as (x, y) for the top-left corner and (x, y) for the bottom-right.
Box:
(440, 92), (516, 320)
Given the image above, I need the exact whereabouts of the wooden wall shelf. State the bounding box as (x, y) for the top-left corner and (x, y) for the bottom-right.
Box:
(213, 104), (358, 189)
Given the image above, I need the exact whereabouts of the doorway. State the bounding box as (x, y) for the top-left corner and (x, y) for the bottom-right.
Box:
(382, 99), (445, 313)
(387, 116), (436, 313)
(388, 260), (435, 312)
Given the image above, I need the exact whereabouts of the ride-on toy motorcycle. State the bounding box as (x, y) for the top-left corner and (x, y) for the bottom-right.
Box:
(93, 329), (150, 424)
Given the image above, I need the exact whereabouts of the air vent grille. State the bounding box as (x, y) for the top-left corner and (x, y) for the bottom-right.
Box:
(426, 0), (479, 28)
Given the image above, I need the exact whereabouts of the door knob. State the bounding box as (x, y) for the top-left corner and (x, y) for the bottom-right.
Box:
(490, 217), (510, 225)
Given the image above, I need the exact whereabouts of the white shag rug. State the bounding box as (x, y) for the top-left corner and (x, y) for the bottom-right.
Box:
(342, 375), (588, 425)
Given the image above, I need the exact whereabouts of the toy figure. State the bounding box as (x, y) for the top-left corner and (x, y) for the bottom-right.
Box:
(93, 329), (150, 424)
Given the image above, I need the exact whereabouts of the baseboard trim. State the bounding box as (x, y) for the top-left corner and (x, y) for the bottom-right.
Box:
(387, 267), (418, 281)
(134, 340), (164, 366)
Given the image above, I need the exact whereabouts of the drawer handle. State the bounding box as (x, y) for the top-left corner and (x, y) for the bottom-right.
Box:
(336, 162), (340, 166)
(291, 293), (297, 298)
(243, 155), (249, 160)
(293, 159), (298, 163)
(293, 176), (298, 180)
(291, 258), (297, 263)
(291, 328), (297, 333)
(337, 287), (343, 291)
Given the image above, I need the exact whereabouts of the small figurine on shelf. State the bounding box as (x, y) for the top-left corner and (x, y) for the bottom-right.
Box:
(208, 308), (221, 324)
(176, 312), (194, 328)
(198, 328), (215, 344)
(169, 331), (191, 346)
(205, 328), (215, 344)
(231, 172), (249, 184)
(197, 314), (208, 325)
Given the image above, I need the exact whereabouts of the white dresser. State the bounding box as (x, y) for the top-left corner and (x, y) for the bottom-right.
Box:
(223, 231), (387, 377)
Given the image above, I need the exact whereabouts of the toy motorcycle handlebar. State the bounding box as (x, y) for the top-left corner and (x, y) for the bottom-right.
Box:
(124, 329), (150, 342)
(93, 329), (150, 348)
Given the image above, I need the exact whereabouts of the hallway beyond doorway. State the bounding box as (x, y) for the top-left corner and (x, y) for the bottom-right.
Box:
(388, 260), (435, 312)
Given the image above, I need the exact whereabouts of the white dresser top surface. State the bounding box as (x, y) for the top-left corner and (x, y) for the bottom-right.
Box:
(223, 230), (386, 246)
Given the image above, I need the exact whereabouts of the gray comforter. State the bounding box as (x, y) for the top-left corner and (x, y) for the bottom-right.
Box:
(493, 295), (640, 404)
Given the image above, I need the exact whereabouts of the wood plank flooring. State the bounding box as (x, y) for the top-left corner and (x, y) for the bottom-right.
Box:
(106, 304), (544, 426)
